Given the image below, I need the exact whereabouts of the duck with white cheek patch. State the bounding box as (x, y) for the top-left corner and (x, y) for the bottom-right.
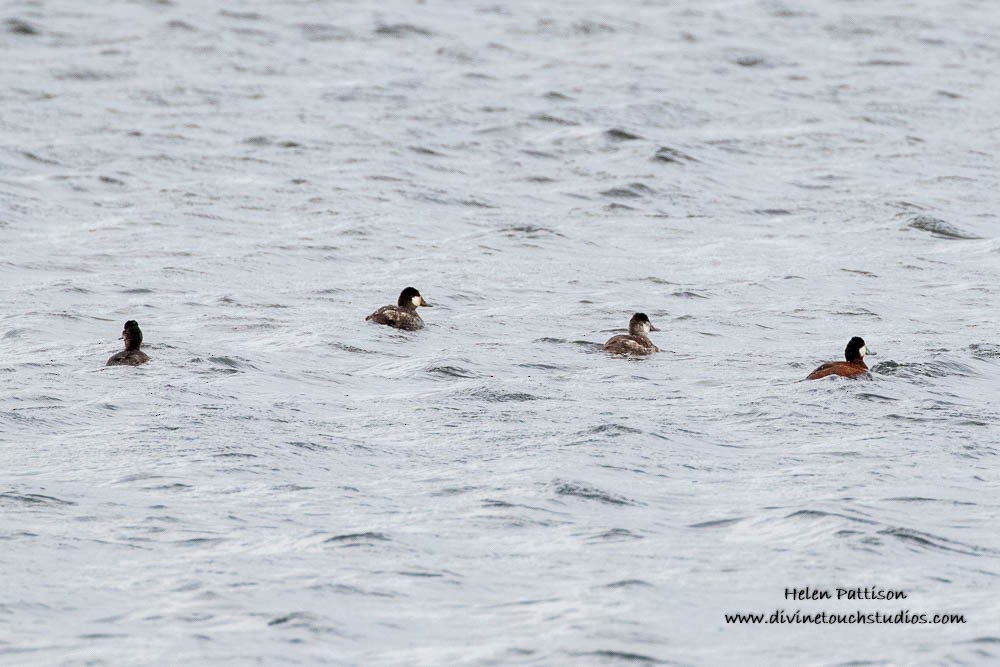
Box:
(366, 287), (432, 331)
(806, 336), (875, 380)
(603, 313), (661, 356)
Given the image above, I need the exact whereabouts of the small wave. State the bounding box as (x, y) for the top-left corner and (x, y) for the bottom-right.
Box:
(286, 441), (329, 452)
(52, 68), (117, 82)
(841, 268), (878, 277)
(165, 20), (197, 32)
(785, 509), (876, 525)
(0, 492), (75, 506)
(324, 532), (390, 544)
(583, 423), (642, 436)
(572, 20), (617, 35)
(862, 59), (911, 67)
(469, 389), (541, 402)
(571, 650), (664, 664)
(431, 486), (479, 496)
(331, 343), (376, 354)
(530, 112), (578, 126)
(534, 337), (593, 347)
(521, 148), (558, 159)
(606, 128), (642, 141)
(589, 528), (643, 541)
(189, 356), (256, 373)
(884, 497), (976, 506)
(243, 136), (301, 149)
(969, 343), (1000, 360)
(878, 527), (993, 556)
(174, 537), (226, 547)
(374, 23), (433, 37)
(906, 215), (981, 240)
(499, 225), (564, 239)
(601, 183), (654, 198)
(734, 55), (769, 67)
(553, 481), (636, 506)
(143, 482), (193, 491)
(219, 10), (263, 20)
(689, 517), (744, 529)
(853, 392), (898, 402)
(409, 145), (445, 156)
(5, 18), (40, 35)
(267, 611), (315, 627)
(516, 362), (565, 370)
(602, 579), (653, 589)
(209, 357), (244, 368)
(426, 366), (479, 379)
(872, 359), (977, 379)
(297, 23), (351, 42)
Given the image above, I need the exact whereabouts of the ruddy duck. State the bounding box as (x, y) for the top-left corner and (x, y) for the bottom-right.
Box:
(806, 336), (874, 380)
(366, 287), (432, 331)
(603, 313), (660, 355)
(106, 320), (150, 366)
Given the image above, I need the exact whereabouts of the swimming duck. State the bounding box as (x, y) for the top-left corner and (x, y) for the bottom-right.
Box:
(106, 320), (150, 366)
(366, 287), (432, 331)
(603, 313), (660, 355)
(806, 336), (874, 380)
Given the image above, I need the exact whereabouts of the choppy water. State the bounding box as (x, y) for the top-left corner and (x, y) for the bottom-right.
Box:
(2, 0), (1000, 664)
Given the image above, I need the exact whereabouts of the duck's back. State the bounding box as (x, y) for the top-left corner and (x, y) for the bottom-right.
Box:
(603, 335), (657, 355)
(807, 361), (868, 380)
(366, 305), (422, 331)
(107, 350), (150, 366)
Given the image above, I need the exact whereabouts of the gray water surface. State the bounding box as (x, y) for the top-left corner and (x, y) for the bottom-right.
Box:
(2, 0), (999, 664)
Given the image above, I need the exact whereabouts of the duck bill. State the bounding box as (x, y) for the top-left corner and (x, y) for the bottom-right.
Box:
(649, 325), (660, 331)
(420, 299), (433, 307)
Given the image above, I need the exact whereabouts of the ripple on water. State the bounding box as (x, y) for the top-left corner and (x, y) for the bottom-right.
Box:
(601, 579), (654, 589)
(652, 146), (697, 163)
(188, 356), (257, 373)
(872, 359), (978, 379)
(297, 23), (352, 42)
(552, 480), (637, 506)
(0, 492), (75, 507)
(5, 18), (40, 35)
(600, 183), (655, 198)
(688, 517), (745, 529)
(324, 532), (390, 545)
(588, 528), (644, 542)
(969, 343), (1000, 360)
(581, 423), (643, 437)
(374, 23), (433, 37)
(906, 215), (981, 240)
(466, 388), (541, 402)
(877, 527), (995, 557)
(570, 650), (665, 664)
(499, 225), (565, 239)
(605, 128), (643, 142)
(426, 365), (480, 379)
